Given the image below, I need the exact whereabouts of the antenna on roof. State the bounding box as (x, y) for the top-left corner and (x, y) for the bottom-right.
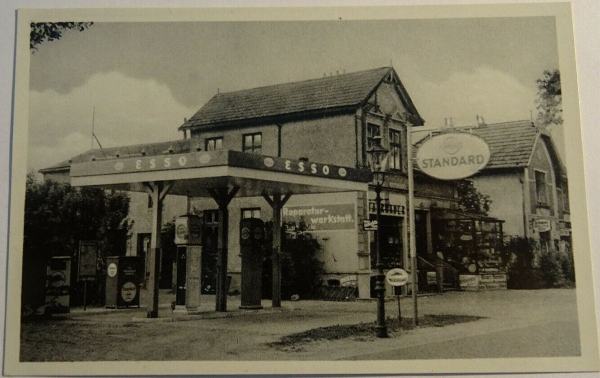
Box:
(90, 107), (106, 158)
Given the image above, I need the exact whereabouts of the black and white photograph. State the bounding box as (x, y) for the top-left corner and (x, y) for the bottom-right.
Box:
(3, 2), (600, 376)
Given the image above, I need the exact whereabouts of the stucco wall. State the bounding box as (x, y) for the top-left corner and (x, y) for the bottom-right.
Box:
(473, 172), (525, 237)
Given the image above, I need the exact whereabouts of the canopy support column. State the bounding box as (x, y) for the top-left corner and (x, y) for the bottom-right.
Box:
(143, 181), (173, 318)
(262, 191), (292, 307)
(208, 186), (239, 312)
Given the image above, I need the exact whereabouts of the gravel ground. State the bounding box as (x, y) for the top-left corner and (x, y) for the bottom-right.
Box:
(19, 289), (580, 361)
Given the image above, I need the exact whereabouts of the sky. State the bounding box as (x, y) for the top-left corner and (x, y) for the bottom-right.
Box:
(27, 17), (561, 174)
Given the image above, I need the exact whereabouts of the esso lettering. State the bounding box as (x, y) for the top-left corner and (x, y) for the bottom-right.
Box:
(178, 156), (187, 166)
(311, 163), (317, 174)
(285, 160), (292, 170)
(135, 160), (142, 170)
(322, 165), (330, 175)
(149, 159), (156, 169)
(163, 157), (171, 168)
(298, 161), (305, 172)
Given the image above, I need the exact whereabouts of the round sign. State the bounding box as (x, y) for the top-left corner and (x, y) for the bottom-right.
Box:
(386, 268), (409, 286)
(241, 227), (250, 240)
(176, 224), (187, 239)
(49, 271), (66, 287)
(254, 227), (263, 240)
(416, 132), (490, 180)
(190, 225), (201, 239)
(121, 282), (137, 302)
(107, 263), (118, 278)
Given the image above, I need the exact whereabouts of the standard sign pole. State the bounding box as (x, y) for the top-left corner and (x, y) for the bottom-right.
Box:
(407, 122), (419, 327)
(386, 268), (409, 330)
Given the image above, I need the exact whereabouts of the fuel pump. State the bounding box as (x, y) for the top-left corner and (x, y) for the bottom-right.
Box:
(173, 214), (202, 313)
(239, 218), (265, 309)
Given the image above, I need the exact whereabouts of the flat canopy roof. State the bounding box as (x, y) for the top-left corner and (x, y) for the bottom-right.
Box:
(70, 149), (371, 197)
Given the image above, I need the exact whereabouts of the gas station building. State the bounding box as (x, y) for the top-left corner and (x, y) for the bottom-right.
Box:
(41, 67), (512, 312)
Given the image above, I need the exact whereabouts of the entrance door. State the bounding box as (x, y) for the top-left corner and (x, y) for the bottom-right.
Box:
(202, 210), (219, 294)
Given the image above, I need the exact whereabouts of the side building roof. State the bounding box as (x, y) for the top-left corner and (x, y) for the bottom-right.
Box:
(180, 66), (424, 131)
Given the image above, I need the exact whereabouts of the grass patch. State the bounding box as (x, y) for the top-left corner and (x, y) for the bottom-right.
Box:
(269, 314), (483, 349)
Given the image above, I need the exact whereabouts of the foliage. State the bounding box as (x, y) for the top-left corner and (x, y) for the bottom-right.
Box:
(506, 236), (537, 270)
(22, 174), (132, 308)
(536, 69), (562, 127)
(30, 22), (93, 50)
(539, 249), (566, 287)
(456, 180), (491, 216)
(262, 220), (324, 300)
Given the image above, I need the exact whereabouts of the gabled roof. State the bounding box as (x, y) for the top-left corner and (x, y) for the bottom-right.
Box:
(471, 120), (539, 169)
(180, 67), (423, 131)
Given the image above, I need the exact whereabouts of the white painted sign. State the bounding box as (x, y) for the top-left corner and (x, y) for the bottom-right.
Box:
(107, 263), (117, 278)
(416, 133), (490, 180)
(363, 220), (378, 231)
(386, 268), (409, 286)
(533, 219), (552, 232)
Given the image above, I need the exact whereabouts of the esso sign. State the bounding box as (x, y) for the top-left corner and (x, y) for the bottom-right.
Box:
(416, 133), (490, 180)
(386, 268), (409, 287)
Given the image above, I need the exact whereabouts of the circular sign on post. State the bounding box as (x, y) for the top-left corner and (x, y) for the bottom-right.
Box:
(386, 268), (409, 286)
(416, 133), (490, 180)
(107, 263), (118, 278)
(121, 282), (137, 302)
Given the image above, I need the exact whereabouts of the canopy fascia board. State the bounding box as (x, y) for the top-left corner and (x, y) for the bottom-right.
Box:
(70, 149), (370, 197)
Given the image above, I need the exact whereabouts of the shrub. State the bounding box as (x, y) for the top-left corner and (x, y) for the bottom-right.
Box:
(539, 249), (566, 287)
(262, 220), (324, 300)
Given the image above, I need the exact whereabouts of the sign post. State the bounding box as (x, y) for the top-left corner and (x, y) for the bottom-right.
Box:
(408, 122), (491, 327)
(78, 241), (100, 311)
(386, 268), (409, 328)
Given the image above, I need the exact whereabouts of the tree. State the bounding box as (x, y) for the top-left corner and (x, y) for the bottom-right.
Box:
(30, 22), (93, 50)
(536, 69), (562, 127)
(22, 174), (132, 312)
(456, 180), (491, 216)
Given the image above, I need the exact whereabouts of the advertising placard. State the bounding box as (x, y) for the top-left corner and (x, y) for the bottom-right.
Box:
(282, 203), (355, 231)
(78, 241), (100, 281)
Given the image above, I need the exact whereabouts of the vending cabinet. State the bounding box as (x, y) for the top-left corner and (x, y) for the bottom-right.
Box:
(105, 256), (141, 308)
(239, 218), (265, 309)
(45, 256), (72, 314)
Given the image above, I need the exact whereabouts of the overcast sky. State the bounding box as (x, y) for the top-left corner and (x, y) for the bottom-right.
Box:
(28, 17), (560, 174)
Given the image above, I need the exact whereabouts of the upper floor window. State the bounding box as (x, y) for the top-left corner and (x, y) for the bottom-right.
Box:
(535, 170), (548, 206)
(243, 133), (262, 154)
(367, 123), (381, 150)
(388, 129), (402, 170)
(205, 137), (223, 151)
(242, 208), (261, 219)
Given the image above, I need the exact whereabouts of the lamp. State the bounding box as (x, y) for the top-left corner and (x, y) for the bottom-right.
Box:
(366, 135), (389, 338)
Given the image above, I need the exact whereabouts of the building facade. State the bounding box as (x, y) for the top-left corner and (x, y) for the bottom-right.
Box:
(42, 67), (520, 300)
(470, 120), (571, 261)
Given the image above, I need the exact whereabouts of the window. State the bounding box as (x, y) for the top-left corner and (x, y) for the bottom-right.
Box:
(205, 137), (223, 151)
(367, 123), (380, 150)
(242, 208), (261, 219)
(535, 171), (548, 206)
(243, 133), (262, 154)
(388, 129), (402, 170)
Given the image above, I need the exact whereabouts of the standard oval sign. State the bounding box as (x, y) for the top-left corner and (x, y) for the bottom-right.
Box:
(386, 268), (409, 287)
(416, 132), (490, 180)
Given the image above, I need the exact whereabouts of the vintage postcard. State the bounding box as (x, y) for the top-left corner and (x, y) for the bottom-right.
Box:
(4, 3), (599, 376)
